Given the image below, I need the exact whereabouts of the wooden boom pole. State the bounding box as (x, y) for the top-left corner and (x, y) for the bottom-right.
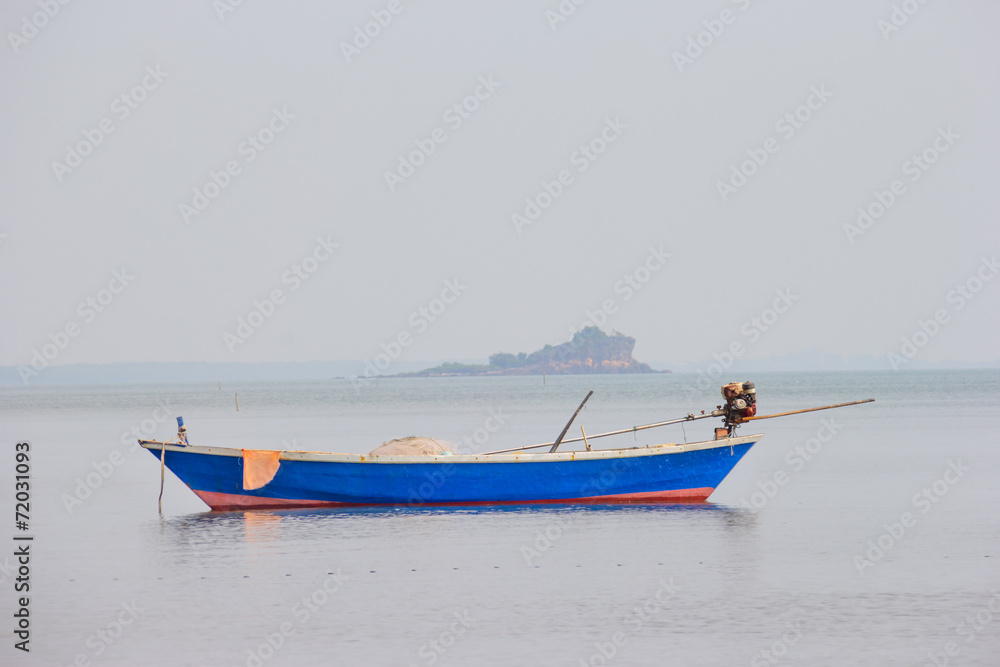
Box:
(549, 391), (594, 453)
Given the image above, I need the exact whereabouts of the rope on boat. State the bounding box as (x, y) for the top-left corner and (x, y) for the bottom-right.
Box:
(158, 443), (166, 513)
(153, 417), (188, 513)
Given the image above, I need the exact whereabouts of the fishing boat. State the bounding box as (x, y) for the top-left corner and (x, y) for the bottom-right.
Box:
(139, 382), (872, 511)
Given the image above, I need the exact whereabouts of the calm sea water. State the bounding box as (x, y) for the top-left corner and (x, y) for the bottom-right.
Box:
(0, 371), (998, 666)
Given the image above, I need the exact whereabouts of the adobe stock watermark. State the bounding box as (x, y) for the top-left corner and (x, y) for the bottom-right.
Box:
(520, 514), (575, 567)
(545, 0), (589, 31)
(406, 408), (508, 504)
(521, 460), (629, 566)
(340, 0), (415, 63)
(59, 600), (142, 666)
(51, 65), (168, 182)
(576, 578), (680, 666)
(178, 107), (295, 224)
(384, 74), (502, 193)
(886, 255), (997, 370)
(511, 117), (627, 233)
(853, 459), (968, 575)
(716, 84), (833, 203)
(0, 556), (14, 586)
(684, 288), (798, 396)
(672, 0), (756, 73)
(406, 611), (475, 667)
(740, 417), (842, 513)
(350, 277), (467, 388)
(8, 0), (73, 54)
(62, 398), (175, 514)
(877, 0), (933, 42)
(18, 268), (135, 384)
(844, 126), (959, 243)
(567, 245), (671, 340)
(224, 235), (340, 353)
(213, 0), (249, 21)
(239, 570), (350, 667)
(750, 620), (804, 667)
(919, 590), (1000, 667)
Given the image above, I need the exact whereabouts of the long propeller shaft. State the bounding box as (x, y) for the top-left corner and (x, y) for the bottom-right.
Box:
(742, 398), (875, 422)
(483, 411), (720, 455)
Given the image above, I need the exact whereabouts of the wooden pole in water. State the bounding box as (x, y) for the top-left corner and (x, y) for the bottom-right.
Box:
(235, 393), (239, 412)
(742, 398), (875, 422)
(549, 390), (593, 453)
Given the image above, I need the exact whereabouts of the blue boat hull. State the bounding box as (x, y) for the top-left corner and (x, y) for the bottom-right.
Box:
(142, 437), (759, 510)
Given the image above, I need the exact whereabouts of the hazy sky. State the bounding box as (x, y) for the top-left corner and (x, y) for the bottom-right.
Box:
(2, 1), (998, 372)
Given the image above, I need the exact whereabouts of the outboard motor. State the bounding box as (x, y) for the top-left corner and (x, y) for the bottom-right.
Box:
(717, 381), (757, 437)
(176, 416), (189, 446)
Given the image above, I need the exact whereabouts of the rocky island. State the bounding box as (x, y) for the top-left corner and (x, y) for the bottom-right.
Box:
(404, 327), (667, 376)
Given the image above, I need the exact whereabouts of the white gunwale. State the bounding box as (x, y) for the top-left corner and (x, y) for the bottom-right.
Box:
(138, 433), (762, 465)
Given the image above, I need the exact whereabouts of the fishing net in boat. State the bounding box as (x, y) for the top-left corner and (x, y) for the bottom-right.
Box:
(369, 437), (455, 456)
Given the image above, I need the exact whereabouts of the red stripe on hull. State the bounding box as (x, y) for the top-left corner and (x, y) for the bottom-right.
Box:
(193, 487), (714, 511)
(193, 490), (350, 510)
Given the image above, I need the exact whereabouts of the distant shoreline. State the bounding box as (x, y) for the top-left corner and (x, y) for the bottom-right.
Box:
(0, 359), (995, 386)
